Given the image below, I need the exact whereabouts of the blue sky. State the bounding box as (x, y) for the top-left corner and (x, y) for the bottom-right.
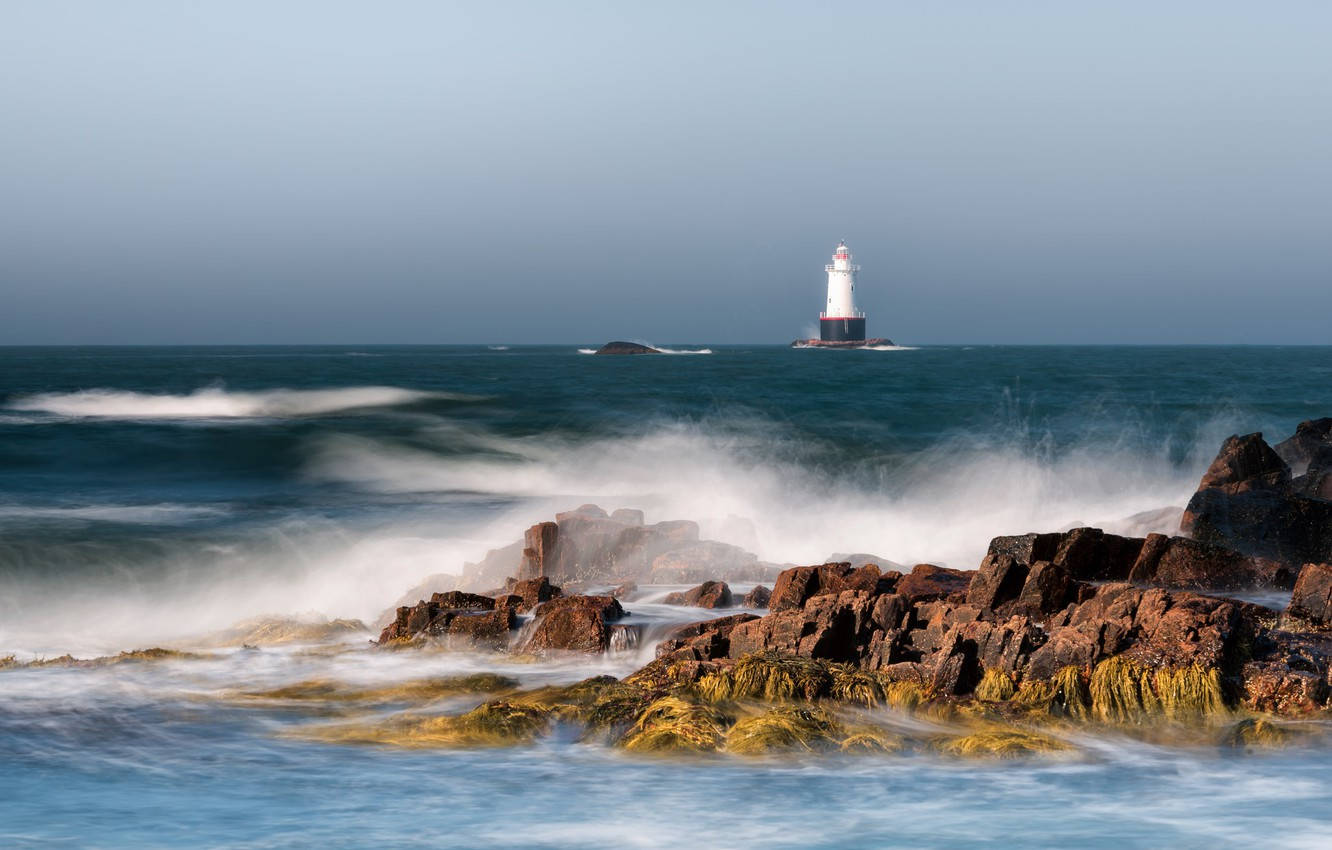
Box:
(2, 1), (1329, 344)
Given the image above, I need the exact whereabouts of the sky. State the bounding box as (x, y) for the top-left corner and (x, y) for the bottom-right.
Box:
(2, 1), (1330, 345)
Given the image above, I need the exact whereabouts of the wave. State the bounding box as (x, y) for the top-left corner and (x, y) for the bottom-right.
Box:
(576, 347), (712, 355)
(305, 416), (1205, 572)
(6, 385), (476, 420)
(0, 503), (227, 524)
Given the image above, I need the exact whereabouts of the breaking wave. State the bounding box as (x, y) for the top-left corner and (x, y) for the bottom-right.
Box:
(6, 386), (475, 420)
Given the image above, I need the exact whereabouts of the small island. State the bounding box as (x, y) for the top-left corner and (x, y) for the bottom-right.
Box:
(594, 341), (662, 355)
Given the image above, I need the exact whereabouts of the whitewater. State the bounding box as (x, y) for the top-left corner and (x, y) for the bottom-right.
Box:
(1, 343), (1330, 848)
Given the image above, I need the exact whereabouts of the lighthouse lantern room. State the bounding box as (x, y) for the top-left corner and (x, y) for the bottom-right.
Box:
(820, 240), (866, 342)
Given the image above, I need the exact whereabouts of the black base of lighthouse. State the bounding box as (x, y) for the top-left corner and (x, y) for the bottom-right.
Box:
(820, 317), (866, 342)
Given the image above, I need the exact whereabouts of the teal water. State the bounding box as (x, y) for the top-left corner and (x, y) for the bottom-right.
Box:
(1, 345), (1331, 848)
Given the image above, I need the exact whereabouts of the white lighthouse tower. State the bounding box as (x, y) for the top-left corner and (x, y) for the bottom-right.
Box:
(820, 240), (866, 342)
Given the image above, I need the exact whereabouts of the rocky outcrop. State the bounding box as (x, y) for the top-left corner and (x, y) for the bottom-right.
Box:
(663, 581), (733, 608)
(1182, 429), (1332, 568)
(378, 592), (515, 648)
(649, 541), (774, 584)
(594, 341), (661, 354)
(654, 613), (760, 663)
(977, 526), (1293, 592)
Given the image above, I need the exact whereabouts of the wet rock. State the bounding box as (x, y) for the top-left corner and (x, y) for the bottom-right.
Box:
(1010, 560), (1078, 617)
(1182, 431), (1332, 567)
(445, 608), (517, 648)
(510, 576), (561, 612)
(1287, 563), (1332, 627)
(655, 613), (760, 661)
(1131, 535), (1294, 590)
(1242, 660), (1330, 716)
(518, 521), (561, 580)
(966, 554), (1028, 610)
(742, 585), (771, 608)
(663, 580), (733, 608)
(895, 564), (973, 602)
(519, 595), (626, 654)
(378, 592), (498, 643)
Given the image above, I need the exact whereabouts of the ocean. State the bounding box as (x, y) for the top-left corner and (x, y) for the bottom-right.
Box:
(2, 344), (1331, 848)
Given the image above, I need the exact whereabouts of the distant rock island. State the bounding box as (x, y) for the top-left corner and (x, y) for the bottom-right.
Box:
(595, 341), (661, 355)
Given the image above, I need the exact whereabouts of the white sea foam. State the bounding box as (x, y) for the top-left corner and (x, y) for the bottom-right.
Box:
(7, 385), (471, 420)
(577, 348), (598, 355)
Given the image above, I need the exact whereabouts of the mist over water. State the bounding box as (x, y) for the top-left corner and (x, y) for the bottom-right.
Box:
(2, 345), (1331, 847)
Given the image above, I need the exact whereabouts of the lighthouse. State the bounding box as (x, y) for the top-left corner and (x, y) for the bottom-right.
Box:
(820, 240), (866, 342)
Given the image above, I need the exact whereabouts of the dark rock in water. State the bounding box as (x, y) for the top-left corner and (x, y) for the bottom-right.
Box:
(1182, 430), (1332, 568)
(742, 585), (771, 609)
(444, 608), (516, 649)
(1288, 563), (1332, 627)
(594, 341), (661, 355)
(378, 592), (499, 643)
(519, 595), (627, 654)
(663, 580), (733, 608)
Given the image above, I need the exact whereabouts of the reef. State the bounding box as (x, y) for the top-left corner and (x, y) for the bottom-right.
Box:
(593, 341), (661, 355)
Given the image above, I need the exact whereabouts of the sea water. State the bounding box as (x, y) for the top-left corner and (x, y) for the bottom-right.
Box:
(1, 344), (1330, 848)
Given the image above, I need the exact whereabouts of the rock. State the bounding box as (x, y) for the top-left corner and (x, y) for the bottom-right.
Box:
(827, 553), (907, 572)
(1274, 418), (1332, 475)
(1242, 661), (1330, 716)
(655, 613), (760, 662)
(1288, 563), (1332, 626)
(445, 608), (516, 648)
(979, 526), (1293, 591)
(510, 576), (561, 612)
(518, 522), (561, 580)
(966, 554), (1028, 610)
(1182, 430), (1332, 568)
(458, 540), (525, 594)
(610, 580), (638, 600)
(594, 341), (661, 355)
(1130, 535), (1294, 590)
(663, 581), (733, 608)
(742, 585), (771, 608)
(895, 564), (973, 602)
(556, 504), (609, 520)
(519, 595), (626, 654)
(374, 572), (460, 628)
(769, 563), (854, 612)
(1011, 560), (1078, 617)
(377, 592), (498, 643)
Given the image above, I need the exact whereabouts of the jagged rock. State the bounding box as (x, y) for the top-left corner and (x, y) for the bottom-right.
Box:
(895, 564), (972, 602)
(742, 585), (771, 608)
(1011, 560), (1078, 617)
(966, 554), (1028, 610)
(1288, 563), (1332, 626)
(1182, 431), (1332, 567)
(1275, 418), (1332, 474)
(511, 576), (561, 612)
(769, 563), (855, 611)
(518, 595), (626, 654)
(979, 526), (1293, 591)
(663, 581), (733, 608)
(378, 592), (498, 643)
(518, 522), (560, 580)
(444, 608), (516, 648)
(655, 613), (760, 662)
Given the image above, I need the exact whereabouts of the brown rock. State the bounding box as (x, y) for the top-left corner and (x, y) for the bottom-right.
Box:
(655, 613), (760, 661)
(1288, 563), (1332, 626)
(895, 564), (973, 602)
(768, 563), (854, 612)
(511, 576), (561, 612)
(1196, 432), (1292, 494)
(520, 595), (625, 654)
(1274, 418), (1332, 475)
(518, 521), (560, 580)
(1011, 560), (1077, 617)
(1134, 536), (1294, 590)
(966, 554), (1028, 609)
(742, 585), (771, 608)
(663, 580), (733, 608)
(610, 580), (638, 600)
(445, 608), (516, 648)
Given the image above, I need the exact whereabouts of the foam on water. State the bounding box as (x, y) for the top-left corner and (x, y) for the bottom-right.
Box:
(6, 385), (473, 420)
